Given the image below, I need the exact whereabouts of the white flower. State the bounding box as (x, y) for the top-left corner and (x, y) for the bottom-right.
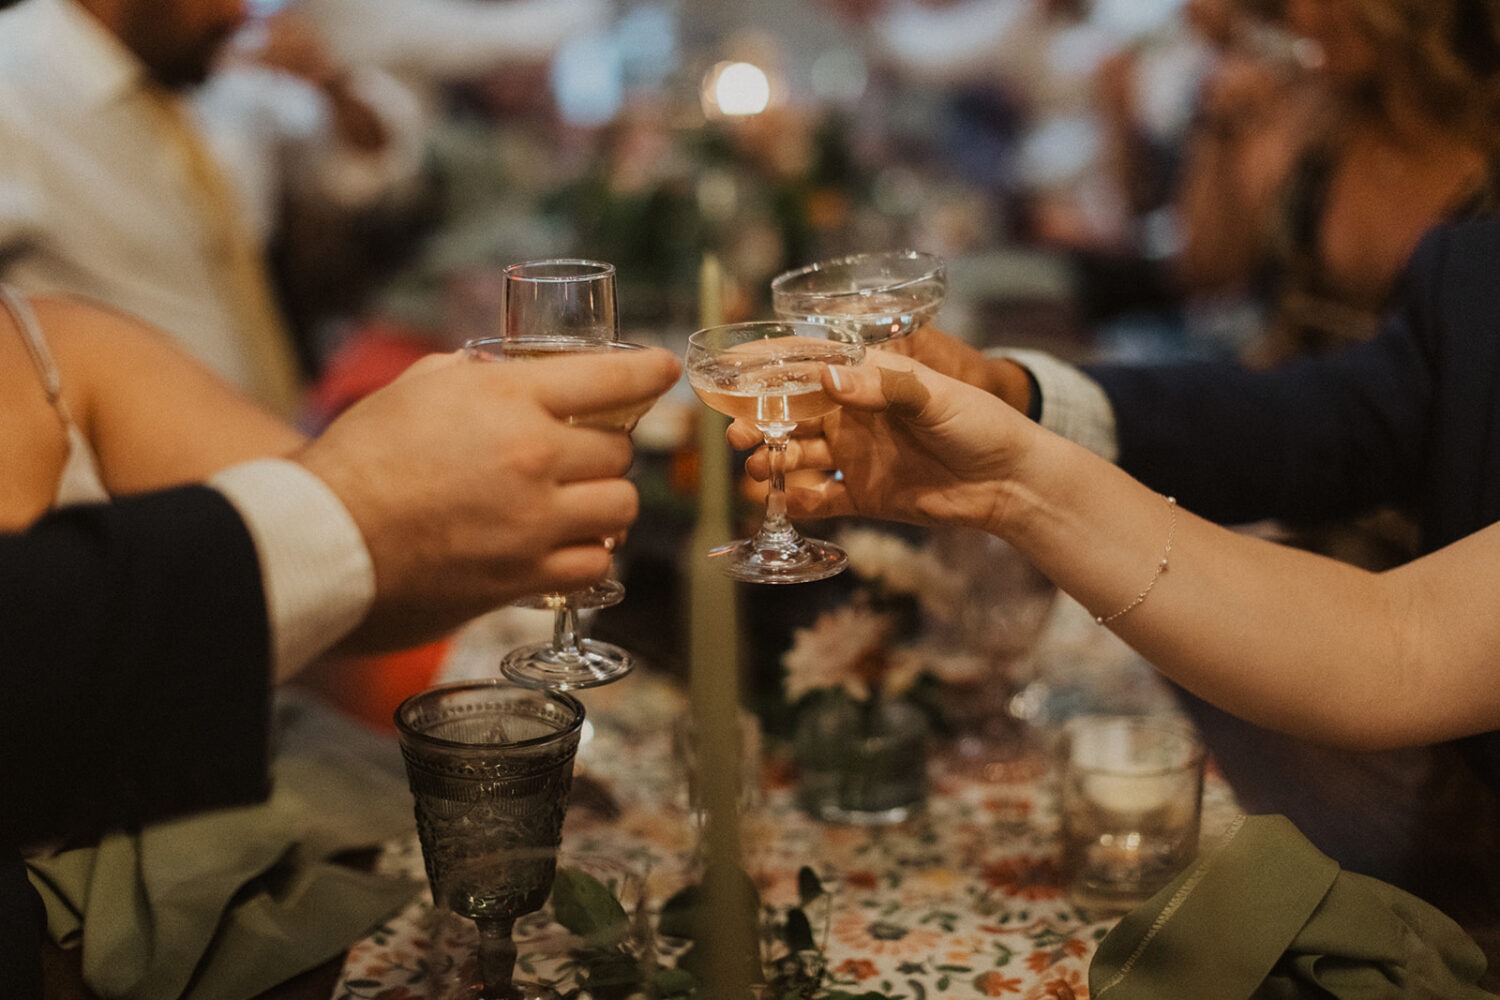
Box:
(904, 643), (990, 686)
(781, 604), (895, 703)
(838, 528), (926, 596)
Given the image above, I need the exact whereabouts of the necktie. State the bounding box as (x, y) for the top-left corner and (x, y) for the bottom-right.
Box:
(147, 88), (304, 419)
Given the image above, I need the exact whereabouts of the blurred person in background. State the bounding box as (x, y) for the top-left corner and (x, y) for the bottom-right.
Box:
(0, 0), (429, 418)
(293, 0), (610, 123)
(1173, 0), (1500, 366)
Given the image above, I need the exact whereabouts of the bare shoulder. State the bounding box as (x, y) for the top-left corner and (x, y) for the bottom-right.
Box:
(27, 294), (224, 392)
(28, 294), (184, 355)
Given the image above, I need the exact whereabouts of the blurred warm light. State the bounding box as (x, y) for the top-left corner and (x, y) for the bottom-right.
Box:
(702, 60), (772, 117)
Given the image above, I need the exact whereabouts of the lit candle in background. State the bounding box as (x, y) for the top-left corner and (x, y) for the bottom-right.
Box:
(687, 253), (756, 994)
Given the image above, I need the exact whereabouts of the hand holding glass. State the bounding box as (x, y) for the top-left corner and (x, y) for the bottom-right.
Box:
(465, 336), (655, 690)
(685, 321), (864, 583)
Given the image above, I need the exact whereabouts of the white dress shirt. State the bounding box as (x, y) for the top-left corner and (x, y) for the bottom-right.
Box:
(993, 347), (1119, 461)
(212, 459), (375, 677)
(0, 0), (424, 397)
(299, 0), (609, 83)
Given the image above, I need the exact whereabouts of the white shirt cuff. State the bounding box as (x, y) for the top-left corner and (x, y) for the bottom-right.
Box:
(989, 348), (1120, 462)
(210, 458), (375, 677)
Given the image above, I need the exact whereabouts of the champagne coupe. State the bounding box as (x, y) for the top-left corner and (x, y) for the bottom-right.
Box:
(770, 249), (947, 346)
(397, 681), (585, 1000)
(685, 321), (865, 583)
(465, 335), (655, 691)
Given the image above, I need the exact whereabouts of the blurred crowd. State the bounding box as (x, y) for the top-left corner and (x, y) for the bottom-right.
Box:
(6, 0), (1494, 429)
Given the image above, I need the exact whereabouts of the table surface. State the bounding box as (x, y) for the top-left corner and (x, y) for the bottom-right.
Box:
(329, 608), (1239, 1000)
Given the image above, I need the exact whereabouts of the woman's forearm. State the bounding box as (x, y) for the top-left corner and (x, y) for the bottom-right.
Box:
(990, 430), (1500, 750)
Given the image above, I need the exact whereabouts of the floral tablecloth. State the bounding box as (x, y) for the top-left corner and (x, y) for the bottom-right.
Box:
(330, 609), (1239, 1000)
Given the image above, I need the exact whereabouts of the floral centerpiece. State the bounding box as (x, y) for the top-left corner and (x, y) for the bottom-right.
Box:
(782, 526), (989, 705)
(782, 527), (984, 825)
(782, 525), (1058, 815)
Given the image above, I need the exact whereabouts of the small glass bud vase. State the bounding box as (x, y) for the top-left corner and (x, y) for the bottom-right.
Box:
(793, 690), (928, 826)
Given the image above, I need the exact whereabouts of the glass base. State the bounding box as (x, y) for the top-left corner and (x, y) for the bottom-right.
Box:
(512, 579), (624, 611)
(456, 980), (557, 1000)
(708, 536), (847, 584)
(500, 639), (633, 691)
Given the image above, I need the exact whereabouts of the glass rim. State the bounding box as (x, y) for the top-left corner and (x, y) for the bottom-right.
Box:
(769, 249), (946, 301)
(687, 319), (864, 348)
(464, 336), (644, 357)
(394, 679), (585, 751)
(1062, 713), (1205, 775)
(502, 258), (616, 282)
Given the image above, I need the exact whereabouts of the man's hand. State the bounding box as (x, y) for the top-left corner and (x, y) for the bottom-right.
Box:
(297, 346), (681, 649)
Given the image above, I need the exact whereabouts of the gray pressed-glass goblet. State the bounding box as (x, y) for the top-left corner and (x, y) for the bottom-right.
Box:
(396, 681), (585, 1000)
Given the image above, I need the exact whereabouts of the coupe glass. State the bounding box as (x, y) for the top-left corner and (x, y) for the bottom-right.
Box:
(685, 321), (864, 583)
(397, 681), (585, 1000)
(465, 335), (657, 691)
(770, 249), (947, 346)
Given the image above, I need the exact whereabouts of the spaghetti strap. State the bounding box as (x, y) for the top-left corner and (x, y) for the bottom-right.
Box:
(2, 284), (63, 405)
(1, 285), (109, 505)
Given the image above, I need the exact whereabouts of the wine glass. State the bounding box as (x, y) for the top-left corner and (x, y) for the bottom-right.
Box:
(770, 250), (947, 346)
(685, 321), (864, 583)
(396, 681), (585, 1000)
(465, 335), (657, 691)
(503, 259), (627, 613)
(503, 257), (618, 343)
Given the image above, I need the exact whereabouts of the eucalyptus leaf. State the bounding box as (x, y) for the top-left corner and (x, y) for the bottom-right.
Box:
(654, 966), (698, 997)
(796, 866), (825, 906)
(784, 907), (816, 953)
(658, 883), (704, 939)
(551, 866), (629, 947)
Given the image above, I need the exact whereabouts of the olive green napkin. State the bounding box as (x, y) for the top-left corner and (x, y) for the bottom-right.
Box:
(1090, 813), (1496, 999)
(26, 692), (421, 1000)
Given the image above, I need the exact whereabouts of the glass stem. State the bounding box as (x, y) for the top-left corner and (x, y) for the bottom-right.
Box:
(476, 917), (520, 1000)
(755, 427), (799, 545)
(551, 600), (583, 656)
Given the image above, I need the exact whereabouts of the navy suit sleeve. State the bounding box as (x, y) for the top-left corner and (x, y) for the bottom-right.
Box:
(1, 485), (273, 849)
(1084, 242), (1440, 526)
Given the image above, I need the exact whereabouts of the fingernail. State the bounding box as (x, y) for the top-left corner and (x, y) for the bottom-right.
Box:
(827, 365), (846, 392)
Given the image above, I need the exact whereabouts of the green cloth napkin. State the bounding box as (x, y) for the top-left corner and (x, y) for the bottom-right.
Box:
(26, 692), (422, 1000)
(1090, 813), (1497, 999)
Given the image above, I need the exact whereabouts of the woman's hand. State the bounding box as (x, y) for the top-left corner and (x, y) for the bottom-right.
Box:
(728, 351), (1042, 534)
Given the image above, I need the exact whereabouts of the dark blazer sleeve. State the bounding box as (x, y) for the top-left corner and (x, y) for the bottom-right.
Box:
(1083, 240), (1441, 526)
(1, 485), (273, 849)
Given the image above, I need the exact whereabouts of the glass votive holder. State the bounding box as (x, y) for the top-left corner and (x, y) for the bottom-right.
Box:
(1058, 714), (1205, 917)
(671, 709), (763, 822)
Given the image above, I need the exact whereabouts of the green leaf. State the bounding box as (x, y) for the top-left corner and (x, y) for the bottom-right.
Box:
(654, 966), (699, 997)
(550, 866), (629, 947)
(658, 883), (704, 939)
(784, 907), (816, 953)
(796, 866), (825, 905)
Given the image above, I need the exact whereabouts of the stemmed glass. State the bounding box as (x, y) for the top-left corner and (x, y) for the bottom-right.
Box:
(466, 258), (648, 691)
(685, 321), (865, 583)
(929, 527), (1058, 776)
(396, 681), (585, 1000)
(770, 250), (947, 346)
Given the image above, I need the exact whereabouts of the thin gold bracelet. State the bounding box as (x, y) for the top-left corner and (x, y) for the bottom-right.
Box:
(1095, 495), (1176, 626)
